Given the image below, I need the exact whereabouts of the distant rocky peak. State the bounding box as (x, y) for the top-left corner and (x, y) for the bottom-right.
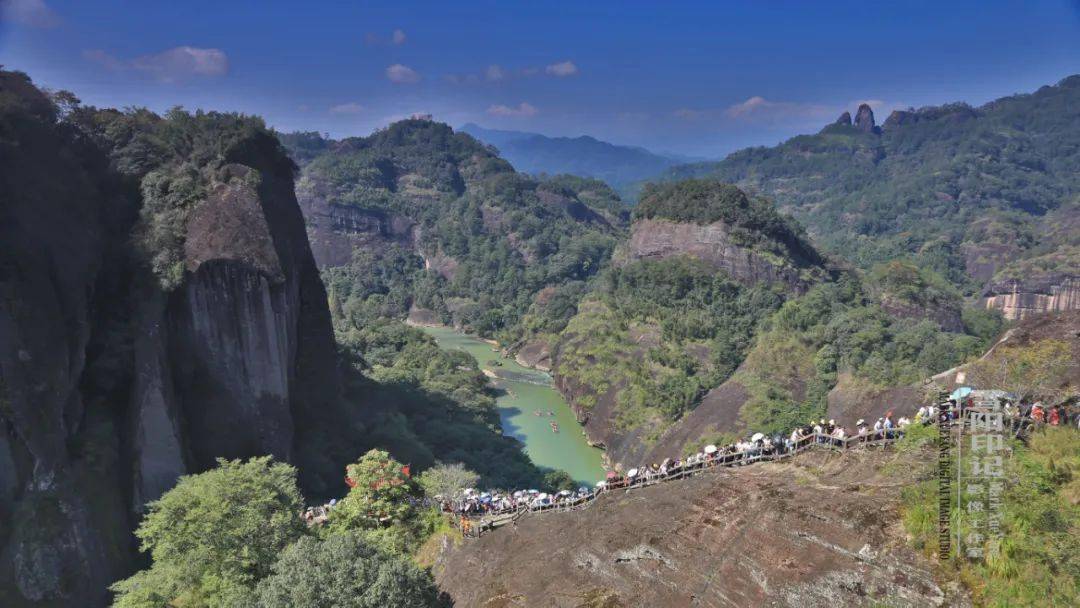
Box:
(854, 103), (876, 132)
(834, 111), (852, 126)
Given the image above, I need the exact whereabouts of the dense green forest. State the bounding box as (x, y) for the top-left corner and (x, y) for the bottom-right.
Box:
(283, 121), (626, 343)
(659, 75), (1080, 291)
(555, 228), (1000, 449)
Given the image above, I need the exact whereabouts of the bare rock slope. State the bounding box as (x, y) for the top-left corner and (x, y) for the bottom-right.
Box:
(436, 449), (964, 608)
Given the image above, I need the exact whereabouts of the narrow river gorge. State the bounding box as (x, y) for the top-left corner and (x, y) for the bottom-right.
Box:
(417, 325), (606, 486)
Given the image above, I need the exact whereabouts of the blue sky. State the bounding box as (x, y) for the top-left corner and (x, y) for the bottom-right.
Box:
(2, 0), (1079, 157)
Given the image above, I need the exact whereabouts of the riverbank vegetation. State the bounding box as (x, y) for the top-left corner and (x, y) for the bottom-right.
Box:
(335, 319), (550, 492)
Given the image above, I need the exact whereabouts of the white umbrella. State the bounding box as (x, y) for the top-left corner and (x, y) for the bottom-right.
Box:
(537, 493), (549, 500)
(703, 445), (718, 454)
(558, 490), (572, 496)
(513, 490), (524, 498)
(751, 432), (765, 442)
(627, 468), (639, 478)
(595, 481), (607, 488)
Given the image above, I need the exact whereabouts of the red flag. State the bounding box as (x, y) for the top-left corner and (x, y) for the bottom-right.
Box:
(402, 464), (411, 478)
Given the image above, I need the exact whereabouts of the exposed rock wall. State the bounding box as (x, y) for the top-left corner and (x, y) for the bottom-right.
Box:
(296, 185), (415, 268)
(0, 76), (341, 606)
(553, 373), (652, 470)
(983, 277), (1080, 320)
(619, 218), (813, 293)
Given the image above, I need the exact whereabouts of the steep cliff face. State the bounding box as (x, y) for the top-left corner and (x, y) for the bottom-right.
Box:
(625, 180), (826, 293)
(983, 276), (1080, 320)
(296, 185), (415, 268)
(0, 71), (138, 606)
(0, 71), (340, 606)
(620, 218), (815, 293)
(146, 161), (340, 477)
(436, 448), (964, 608)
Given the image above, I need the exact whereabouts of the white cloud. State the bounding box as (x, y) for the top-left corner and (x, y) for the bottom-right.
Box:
(545, 60), (578, 77)
(724, 96), (831, 122)
(392, 29), (407, 45)
(133, 46), (228, 80)
(386, 63), (421, 84)
(487, 102), (538, 117)
(83, 46), (228, 83)
(485, 64), (505, 82)
(725, 96), (770, 117)
(0, 0), (59, 28)
(329, 102), (364, 114)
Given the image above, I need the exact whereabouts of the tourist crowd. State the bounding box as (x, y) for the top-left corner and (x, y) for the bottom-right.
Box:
(443, 396), (1075, 524)
(300, 395), (1074, 528)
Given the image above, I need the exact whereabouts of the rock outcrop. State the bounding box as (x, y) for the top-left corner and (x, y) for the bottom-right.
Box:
(854, 103), (877, 133)
(983, 276), (1080, 320)
(0, 72), (340, 607)
(834, 110), (853, 126)
(296, 195), (415, 268)
(435, 448), (964, 608)
(619, 218), (815, 293)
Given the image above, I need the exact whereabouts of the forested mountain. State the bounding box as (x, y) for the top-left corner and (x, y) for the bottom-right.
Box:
(281, 121), (628, 344)
(460, 123), (683, 198)
(659, 75), (1080, 319)
(548, 181), (1000, 466)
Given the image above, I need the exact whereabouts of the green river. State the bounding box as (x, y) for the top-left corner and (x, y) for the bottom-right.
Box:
(418, 325), (606, 486)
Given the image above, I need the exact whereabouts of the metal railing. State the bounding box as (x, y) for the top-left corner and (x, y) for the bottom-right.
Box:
(451, 414), (1070, 539)
(452, 427), (915, 538)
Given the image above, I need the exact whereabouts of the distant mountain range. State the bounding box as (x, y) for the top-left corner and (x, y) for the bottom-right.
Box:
(657, 75), (1080, 316)
(459, 123), (693, 198)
